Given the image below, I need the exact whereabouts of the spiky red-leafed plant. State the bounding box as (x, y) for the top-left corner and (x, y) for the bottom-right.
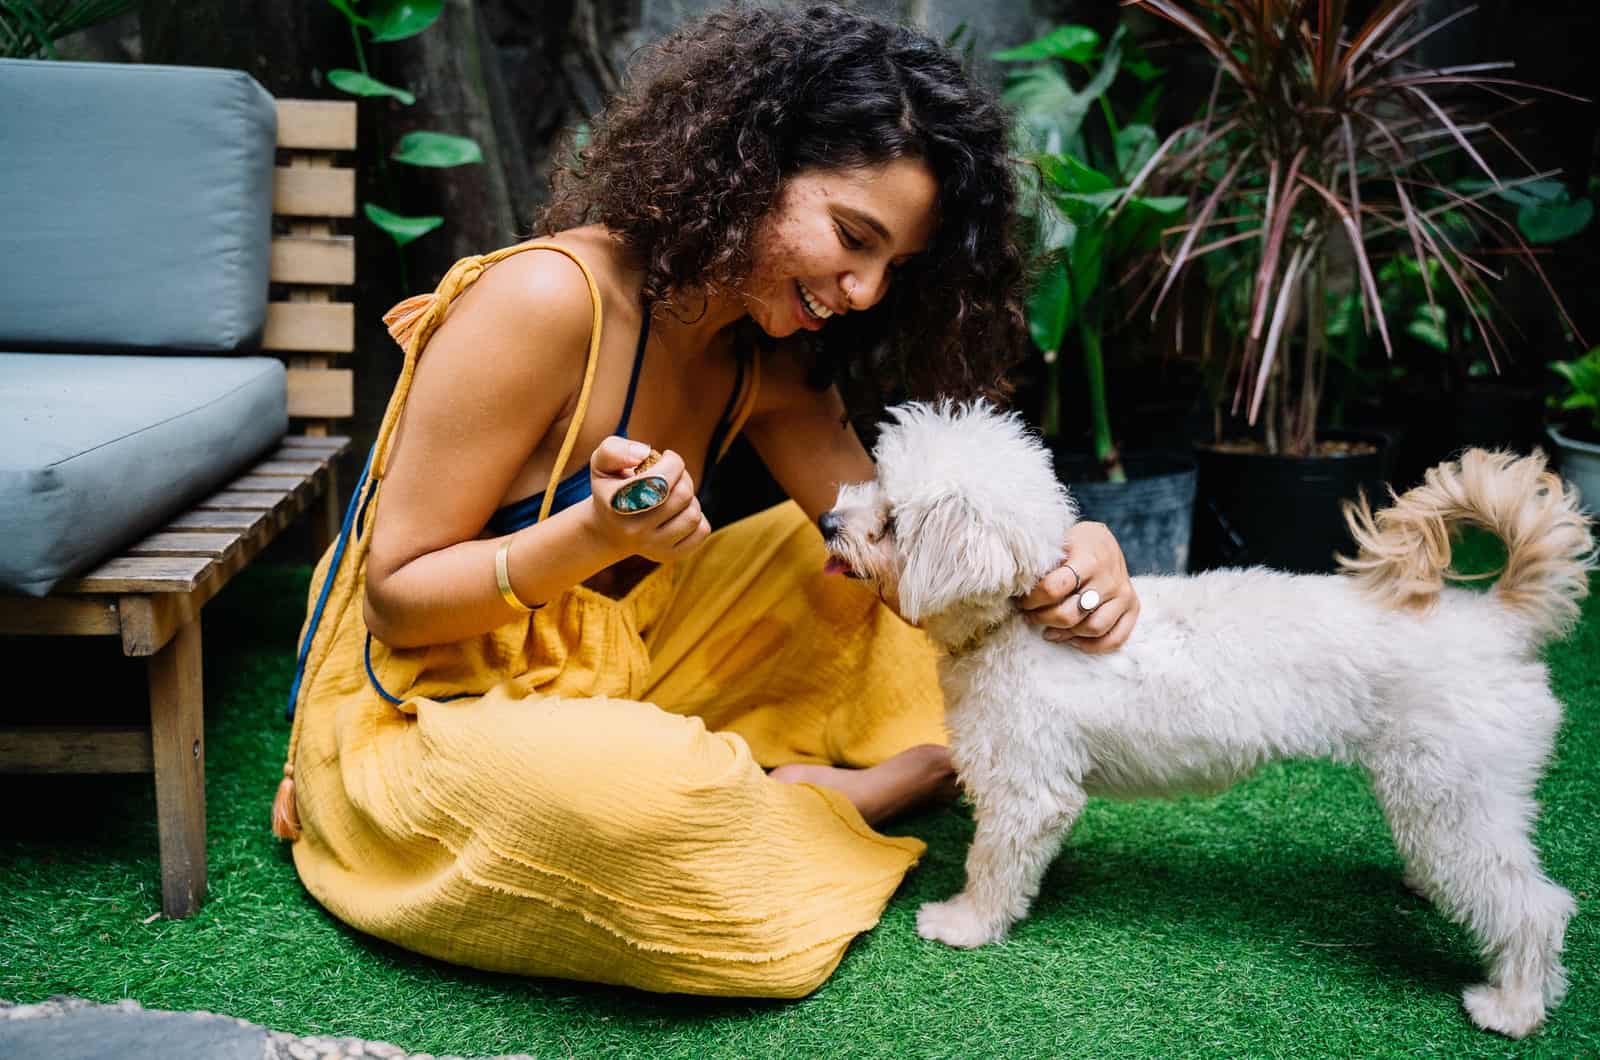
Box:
(1122, 0), (1585, 456)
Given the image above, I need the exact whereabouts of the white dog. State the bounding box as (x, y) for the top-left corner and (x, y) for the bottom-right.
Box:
(819, 400), (1594, 1039)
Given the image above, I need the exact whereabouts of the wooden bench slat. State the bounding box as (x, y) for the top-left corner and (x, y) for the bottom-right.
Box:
(276, 99), (358, 151)
(273, 166), (355, 217)
(167, 509), (269, 534)
(224, 475), (300, 492)
(266, 443), (338, 464)
(271, 235), (355, 285)
(263, 302), (354, 353)
(287, 368), (355, 418)
(127, 533), (241, 559)
(0, 594), (121, 636)
(0, 727), (153, 774)
(252, 459), (327, 477)
(280, 434), (351, 452)
(198, 491), (279, 512)
(63, 555), (215, 594)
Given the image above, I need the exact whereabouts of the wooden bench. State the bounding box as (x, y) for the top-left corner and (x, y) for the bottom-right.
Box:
(0, 98), (358, 919)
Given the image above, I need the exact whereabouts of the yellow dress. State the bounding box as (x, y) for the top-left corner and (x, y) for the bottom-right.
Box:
(277, 242), (947, 998)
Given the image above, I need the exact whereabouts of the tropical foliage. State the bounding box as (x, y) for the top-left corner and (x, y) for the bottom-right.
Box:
(1124, 0), (1586, 455)
(322, 0), (483, 254)
(0, 0), (134, 59)
(999, 23), (1180, 481)
(1551, 346), (1600, 437)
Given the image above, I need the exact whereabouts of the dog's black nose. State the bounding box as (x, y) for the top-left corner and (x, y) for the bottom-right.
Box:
(818, 510), (842, 540)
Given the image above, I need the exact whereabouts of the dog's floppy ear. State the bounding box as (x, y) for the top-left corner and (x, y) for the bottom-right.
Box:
(896, 492), (1037, 624)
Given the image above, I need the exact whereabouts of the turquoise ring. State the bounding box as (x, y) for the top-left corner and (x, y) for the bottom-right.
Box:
(611, 474), (671, 516)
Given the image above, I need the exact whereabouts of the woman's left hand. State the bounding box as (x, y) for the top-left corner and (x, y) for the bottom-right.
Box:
(1019, 521), (1140, 653)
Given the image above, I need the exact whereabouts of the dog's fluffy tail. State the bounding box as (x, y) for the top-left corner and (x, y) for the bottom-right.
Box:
(1339, 448), (1596, 644)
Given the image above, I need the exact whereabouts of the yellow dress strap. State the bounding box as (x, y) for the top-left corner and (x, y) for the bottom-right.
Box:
(372, 242), (606, 506)
(716, 349), (762, 461)
(274, 243), (606, 841)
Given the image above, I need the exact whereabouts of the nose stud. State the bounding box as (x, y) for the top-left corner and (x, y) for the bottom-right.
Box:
(818, 510), (843, 540)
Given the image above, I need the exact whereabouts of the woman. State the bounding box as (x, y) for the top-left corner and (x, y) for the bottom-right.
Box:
(275, 3), (1139, 998)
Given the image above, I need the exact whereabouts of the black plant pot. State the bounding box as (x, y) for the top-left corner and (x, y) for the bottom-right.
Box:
(1190, 431), (1390, 574)
(1053, 449), (1198, 575)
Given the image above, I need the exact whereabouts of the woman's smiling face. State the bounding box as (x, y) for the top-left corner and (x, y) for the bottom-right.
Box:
(742, 158), (939, 338)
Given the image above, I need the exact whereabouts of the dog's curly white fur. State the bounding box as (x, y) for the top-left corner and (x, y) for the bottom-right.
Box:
(821, 400), (1595, 1039)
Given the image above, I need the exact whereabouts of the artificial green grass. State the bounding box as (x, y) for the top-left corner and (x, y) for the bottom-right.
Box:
(2, 538), (1598, 1058)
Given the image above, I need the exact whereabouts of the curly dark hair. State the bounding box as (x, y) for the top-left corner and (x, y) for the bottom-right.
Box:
(537, 3), (1025, 403)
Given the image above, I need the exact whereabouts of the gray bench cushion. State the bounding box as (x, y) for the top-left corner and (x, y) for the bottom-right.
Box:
(0, 353), (287, 596)
(0, 59), (276, 354)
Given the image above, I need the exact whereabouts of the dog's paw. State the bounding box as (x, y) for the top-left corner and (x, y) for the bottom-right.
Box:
(1463, 983), (1546, 1039)
(916, 897), (1005, 949)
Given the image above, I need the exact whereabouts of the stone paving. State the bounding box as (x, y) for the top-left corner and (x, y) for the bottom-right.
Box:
(0, 997), (536, 1060)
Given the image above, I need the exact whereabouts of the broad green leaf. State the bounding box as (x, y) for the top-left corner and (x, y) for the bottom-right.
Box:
(1326, 292), (1360, 340)
(1518, 197), (1593, 244)
(1458, 177), (1569, 210)
(1028, 257), (1076, 353)
(1405, 305), (1449, 352)
(1106, 194), (1184, 257)
(392, 131), (483, 167)
(364, 203), (443, 247)
(1516, 179), (1568, 202)
(1035, 199), (1077, 254)
(1048, 187), (1121, 226)
(1002, 26), (1122, 157)
(1123, 55), (1162, 82)
(993, 25), (1099, 65)
(1039, 153), (1114, 195)
(1550, 348), (1600, 402)
(1415, 303), (1447, 327)
(327, 69), (414, 104)
(367, 0), (443, 42)
(324, 0), (370, 27)
(1378, 256), (1413, 283)
(1113, 124), (1158, 182)
(1003, 66), (1092, 157)
(1066, 226), (1105, 312)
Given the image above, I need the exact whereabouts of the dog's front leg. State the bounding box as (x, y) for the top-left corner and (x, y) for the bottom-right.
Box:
(917, 785), (1086, 948)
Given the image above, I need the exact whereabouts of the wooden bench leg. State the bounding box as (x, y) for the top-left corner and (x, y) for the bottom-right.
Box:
(148, 616), (206, 918)
(311, 461), (340, 560)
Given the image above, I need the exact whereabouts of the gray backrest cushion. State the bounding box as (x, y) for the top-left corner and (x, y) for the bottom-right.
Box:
(0, 59), (277, 353)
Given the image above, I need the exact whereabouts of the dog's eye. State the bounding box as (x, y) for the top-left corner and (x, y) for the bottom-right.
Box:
(880, 513), (896, 537)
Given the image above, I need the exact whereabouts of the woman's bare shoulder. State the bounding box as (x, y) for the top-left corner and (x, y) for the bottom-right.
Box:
(452, 231), (630, 345)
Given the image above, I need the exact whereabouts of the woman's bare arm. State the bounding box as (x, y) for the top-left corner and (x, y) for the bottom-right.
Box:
(740, 355), (873, 525)
(363, 253), (629, 648)
(746, 353), (1140, 651)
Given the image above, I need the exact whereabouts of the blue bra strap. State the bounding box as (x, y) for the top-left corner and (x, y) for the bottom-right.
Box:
(285, 441), (377, 720)
(615, 304), (652, 438)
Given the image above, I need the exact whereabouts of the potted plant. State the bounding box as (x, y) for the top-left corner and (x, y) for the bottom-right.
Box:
(998, 21), (1200, 574)
(1332, 179), (1594, 491)
(1547, 346), (1600, 514)
(1123, 0), (1585, 571)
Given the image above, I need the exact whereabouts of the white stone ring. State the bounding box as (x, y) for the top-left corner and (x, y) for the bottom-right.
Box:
(1077, 588), (1102, 613)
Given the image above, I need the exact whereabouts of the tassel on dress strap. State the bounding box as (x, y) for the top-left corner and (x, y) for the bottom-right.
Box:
(382, 292), (437, 351)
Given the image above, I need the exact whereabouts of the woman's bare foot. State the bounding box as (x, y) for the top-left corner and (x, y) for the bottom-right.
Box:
(770, 744), (960, 825)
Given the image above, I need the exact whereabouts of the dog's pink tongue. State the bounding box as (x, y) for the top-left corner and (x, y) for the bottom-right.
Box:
(823, 557), (849, 576)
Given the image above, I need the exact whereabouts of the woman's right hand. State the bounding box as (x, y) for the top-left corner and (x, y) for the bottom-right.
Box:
(587, 436), (712, 562)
